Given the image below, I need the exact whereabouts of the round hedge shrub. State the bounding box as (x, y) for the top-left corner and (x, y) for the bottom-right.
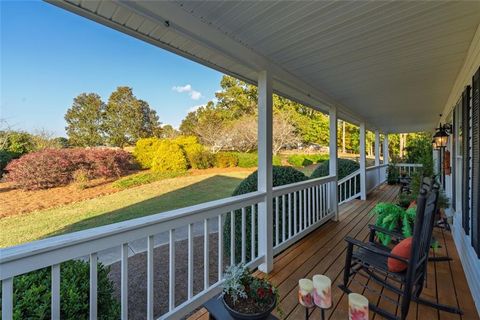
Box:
(186, 145), (214, 169)
(215, 152), (239, 168)
(0, 260), (120, 319)
(310, 158), (359, 180)
(225, 166), (308, 263)
(133, 137), (163, 169)
(151, 141), (188, 173)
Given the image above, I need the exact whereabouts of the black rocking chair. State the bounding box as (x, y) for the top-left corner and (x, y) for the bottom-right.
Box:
(339, 183), (463, 320)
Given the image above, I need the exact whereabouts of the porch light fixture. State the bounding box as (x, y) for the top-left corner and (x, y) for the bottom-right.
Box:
(433, 123), (452, 148)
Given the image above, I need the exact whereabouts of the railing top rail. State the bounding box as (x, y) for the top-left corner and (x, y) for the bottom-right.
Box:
(272, 175), (336, 197)
(338, 169), (361, 184)
(394, 163), (423, 167)
(365, 164), (389, 171)
(0, 190), (266, 268)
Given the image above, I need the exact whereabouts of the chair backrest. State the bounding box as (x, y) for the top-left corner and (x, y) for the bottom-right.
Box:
(405, 183), (440, 289)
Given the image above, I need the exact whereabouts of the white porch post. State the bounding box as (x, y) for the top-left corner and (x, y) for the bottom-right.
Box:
(257, 70), (273, 273)
(359, 122), (367, 200)
(329, 106), (339, 220)
(383, 134), (390, 165)
(374, 130), (380, 166)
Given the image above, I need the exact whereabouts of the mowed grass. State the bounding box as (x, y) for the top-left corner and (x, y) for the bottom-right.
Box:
(0, 171), (250, 248)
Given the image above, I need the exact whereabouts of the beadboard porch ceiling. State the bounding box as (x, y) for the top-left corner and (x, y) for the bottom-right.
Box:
(49, 0), (480, 133)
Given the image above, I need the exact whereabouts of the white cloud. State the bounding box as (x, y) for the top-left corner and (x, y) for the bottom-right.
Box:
(172, 84), (202, 100)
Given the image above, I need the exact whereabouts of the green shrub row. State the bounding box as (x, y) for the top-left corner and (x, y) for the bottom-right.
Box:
(287, 153), (329, 167)
(0, 260), (119, 319)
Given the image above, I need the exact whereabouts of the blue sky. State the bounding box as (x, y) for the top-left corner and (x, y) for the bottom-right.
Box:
(1, 0), (223, 136)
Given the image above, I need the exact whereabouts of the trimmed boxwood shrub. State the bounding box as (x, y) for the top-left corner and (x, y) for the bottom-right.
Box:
(0, 260), (120, 319)
(151, 140), (188, 173)
(5, 148), (134, 190)
(224, 166), (308, 262)
(310, 158), (359, 180)
(233, 152), (282, 168)
(215, 152), (239, 168)
(287, 154), (329, 167)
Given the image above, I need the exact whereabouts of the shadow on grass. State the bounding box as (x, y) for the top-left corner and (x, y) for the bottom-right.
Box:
(48, 174), (244, 237)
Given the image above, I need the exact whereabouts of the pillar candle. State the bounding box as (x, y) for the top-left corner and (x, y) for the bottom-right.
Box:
(348, 293), (369, 320)
(313, 275), (332, 308)
(298, 279), (314, 308)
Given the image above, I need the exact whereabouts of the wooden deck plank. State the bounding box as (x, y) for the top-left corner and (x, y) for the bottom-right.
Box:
(442, 229), (480, 320)
(188, 184), (478, 320)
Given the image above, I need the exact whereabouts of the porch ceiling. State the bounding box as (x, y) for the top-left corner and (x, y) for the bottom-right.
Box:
(50, 0), (480, 133)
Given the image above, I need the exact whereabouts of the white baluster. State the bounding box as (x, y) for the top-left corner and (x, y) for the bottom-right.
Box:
(188, 224), (194, 299)
(282, 194), (286, 242)
(90, 253), (98, 320)
(147, 237), (154, 320)
(218, 215), (224, 282)
(204, 219), (209, 290)
(169, 229), (175, 311)
(275, 197), (279, 246)
(230, 211), (235, 266)
(52, 264), (60, 320)
(121, 243), (128, 319)
(2, 277), (13, 320)
(241, 208), (246, 262)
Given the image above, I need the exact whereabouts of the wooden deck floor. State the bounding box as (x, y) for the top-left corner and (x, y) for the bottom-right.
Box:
(189, 184), (479, 320)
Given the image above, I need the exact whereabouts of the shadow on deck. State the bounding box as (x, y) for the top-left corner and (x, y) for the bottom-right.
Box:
(190, 184), (478, 320)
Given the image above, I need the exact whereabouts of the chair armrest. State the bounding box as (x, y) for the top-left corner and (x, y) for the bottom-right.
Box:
(344, 236), (409, 264)
(368, 224), (405, 240)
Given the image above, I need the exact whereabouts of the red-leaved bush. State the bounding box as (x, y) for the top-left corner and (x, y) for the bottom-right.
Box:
(5, 148), (134, 190)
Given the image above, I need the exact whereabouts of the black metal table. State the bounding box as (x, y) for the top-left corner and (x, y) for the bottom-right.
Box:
(203, 295), (279, 320)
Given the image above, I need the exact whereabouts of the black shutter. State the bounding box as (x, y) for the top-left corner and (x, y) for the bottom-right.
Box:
(452, 107), (456, 211)
(462, 86), (471, 235)
(471, 67), (480, 257)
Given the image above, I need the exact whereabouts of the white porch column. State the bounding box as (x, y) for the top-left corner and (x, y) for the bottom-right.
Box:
(383, 134), (390, 165)
(329, 106), (339, 220)
(374, 130), (380, 166)
(257, 70), (273, 273)
(359, 122), (367, 200)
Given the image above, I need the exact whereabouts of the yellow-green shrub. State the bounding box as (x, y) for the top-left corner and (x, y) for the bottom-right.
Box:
(173, 136), (213, 169)
(215, 152), (239, 168)
(133, 137), (163, 169)
(151, 140), (188, 173)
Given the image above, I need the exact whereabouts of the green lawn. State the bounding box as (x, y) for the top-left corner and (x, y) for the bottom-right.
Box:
(0, 172), (250, 248)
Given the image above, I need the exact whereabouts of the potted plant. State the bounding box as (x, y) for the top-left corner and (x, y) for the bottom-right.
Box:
(370, 202), (416, 246)
(222, 264), (281, 320)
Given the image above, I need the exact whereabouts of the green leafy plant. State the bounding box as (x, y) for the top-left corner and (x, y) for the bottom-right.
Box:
(370, 202), (416, 246)
(0, 260), (120, 319)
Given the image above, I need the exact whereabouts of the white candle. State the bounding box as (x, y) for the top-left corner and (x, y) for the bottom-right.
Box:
(348, 293), (369, 320)
(313, 275), (332, 308)
(298, 279), (314, 308)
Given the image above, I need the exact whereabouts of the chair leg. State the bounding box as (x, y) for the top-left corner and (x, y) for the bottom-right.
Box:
(343, 243), (354, 286)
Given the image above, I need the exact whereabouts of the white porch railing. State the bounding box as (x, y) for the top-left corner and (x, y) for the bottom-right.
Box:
(337, 169), (361, 205)
(272, 176), (336, 254)
(366, 164), (389, 194)
(394, 163), (423, 176)
(0, 176), (336, 320)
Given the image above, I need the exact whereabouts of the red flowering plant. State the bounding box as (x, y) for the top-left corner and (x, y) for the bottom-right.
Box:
(222, 264), (282, 317)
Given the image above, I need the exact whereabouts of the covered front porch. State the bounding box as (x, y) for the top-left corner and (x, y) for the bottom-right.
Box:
(190, 184), (479, 320)
(1, 1), (479, 319)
